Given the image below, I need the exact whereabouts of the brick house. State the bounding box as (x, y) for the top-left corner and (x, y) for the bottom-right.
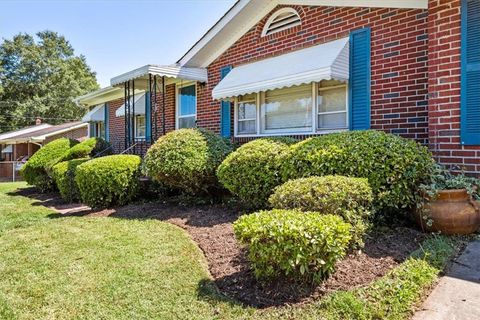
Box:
(0, 121), (88, 181)
(76, 0), (480, 174)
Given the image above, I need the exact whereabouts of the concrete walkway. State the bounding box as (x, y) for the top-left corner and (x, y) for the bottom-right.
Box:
(412, 240), (480, 320)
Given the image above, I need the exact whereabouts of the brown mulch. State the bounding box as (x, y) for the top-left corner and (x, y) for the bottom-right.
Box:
(14, 188), (425, 308)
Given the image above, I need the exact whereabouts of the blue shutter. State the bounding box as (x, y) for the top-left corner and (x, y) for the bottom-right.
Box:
(104, 103), (109, 142)
(145, 92), (152, 142)
(349, 27), (371, 131)
(461, 0), (480, 145)
(220, 66), (233, 137)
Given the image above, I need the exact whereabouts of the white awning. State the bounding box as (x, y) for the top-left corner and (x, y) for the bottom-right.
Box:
(110, 64), (208, 87)
(1, 145), (12, 153)
(212, 37), (350, 100)
(82, 104), (105, 122)
(115, 93), (147, 117)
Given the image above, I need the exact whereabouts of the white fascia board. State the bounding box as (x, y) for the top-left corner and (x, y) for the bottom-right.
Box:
(110, 65), (208, 86)
(279, 0), (427, 8)
(74, 86), (124, 107)
(0, 124), (52, 141)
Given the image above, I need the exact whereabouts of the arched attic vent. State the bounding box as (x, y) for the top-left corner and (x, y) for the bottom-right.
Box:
(261, 8), (302, 37)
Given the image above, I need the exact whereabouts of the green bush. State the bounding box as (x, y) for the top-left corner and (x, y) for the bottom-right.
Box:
(75, 155), (141, 208)
(269, 175), (372, 247)
(234, 209), (351, 283)
(143, 128), (233, 195)
(20, 138), (78, 192)
(217, 138), (297, 208)
(281, 131), (434, 216)
(51, 158), (90, 202)
(60, 137), (111, 161)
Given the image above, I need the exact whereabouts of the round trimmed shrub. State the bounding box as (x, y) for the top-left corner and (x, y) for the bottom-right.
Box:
(269, 175), (373, 247)
(60, 137), (111, 161)
(51, 158), (90, 202)
(281, 131), (434, 216)
(234, 209), (351, 283)
(21, 138), (78, 192)
(143, 128), (233, 195)
(217, 137), (297, 208)
(75, 155), (141, 208)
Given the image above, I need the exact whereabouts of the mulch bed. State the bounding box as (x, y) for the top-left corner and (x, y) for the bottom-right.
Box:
(17, 188), (425, 308)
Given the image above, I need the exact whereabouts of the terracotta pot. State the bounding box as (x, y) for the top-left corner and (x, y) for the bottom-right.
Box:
(415, 189), (480, 235)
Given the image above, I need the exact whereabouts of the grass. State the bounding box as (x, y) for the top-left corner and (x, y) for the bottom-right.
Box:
(0, 182), (460, 320)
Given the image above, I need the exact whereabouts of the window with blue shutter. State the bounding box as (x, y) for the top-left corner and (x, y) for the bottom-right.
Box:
(220, 66), (233, 137)
(104, 103), (109, 142)
(461, 0), (480, 145)
(349, 27), (371, 131)
(145, 92), (152, 142)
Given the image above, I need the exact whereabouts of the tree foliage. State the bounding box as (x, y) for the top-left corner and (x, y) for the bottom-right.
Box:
(0, 31), (99, 132)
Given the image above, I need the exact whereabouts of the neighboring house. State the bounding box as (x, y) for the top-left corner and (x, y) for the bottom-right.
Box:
(0, 121), (88, 181)
(76, 0), (480, 174)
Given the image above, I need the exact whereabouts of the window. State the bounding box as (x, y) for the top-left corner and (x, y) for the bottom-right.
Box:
(237, 94), (257, 134)
(234, 82), (348, 136)
(318, 81), (348, 130)
(262, 8), (301, 37)
(97, 122), (105, 139)
(261, 85), (312, 133)
(135, 115), (146, 138)
(177, 83), (197, 129)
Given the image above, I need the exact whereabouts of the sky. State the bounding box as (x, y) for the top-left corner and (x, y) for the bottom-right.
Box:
(0, 0), (237, 87)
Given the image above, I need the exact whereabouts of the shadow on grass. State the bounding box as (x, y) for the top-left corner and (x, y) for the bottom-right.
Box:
(7, 186), (428, 309)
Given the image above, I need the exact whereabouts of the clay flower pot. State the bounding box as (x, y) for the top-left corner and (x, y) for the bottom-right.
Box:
(415, 189), (480, 235)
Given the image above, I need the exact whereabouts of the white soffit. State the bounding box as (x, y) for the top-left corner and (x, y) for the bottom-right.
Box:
(110, 65), (208, 87)
(0, 124), (51, 141)
(279, 0), (427, 9)
(178, 0), (427, 68)
(212, 37), (349, 100)
(115, 93), (147, 117)
(75, 86), (124, 107)
(82, 104), (105, 122)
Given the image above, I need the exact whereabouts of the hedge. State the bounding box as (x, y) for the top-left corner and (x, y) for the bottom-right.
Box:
(51, 158), (90, 202)
(143, 128), (233, 195)
(269, 175), (373, 247)
(21, 138), (78, 192)
(234, 209), (351, 283)
(217, 137), (297, 208)
(75, 155), (141, 208)
(281, 131), (434, 217)
(60, 137), (111, 161)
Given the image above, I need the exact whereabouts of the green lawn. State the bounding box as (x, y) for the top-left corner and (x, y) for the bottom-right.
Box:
(0, 182), (458, 320)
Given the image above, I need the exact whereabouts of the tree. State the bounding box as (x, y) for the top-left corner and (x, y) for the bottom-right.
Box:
(0, 31), (99, 132)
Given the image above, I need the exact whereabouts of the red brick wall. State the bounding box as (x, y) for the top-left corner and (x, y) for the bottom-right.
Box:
(44, 126), (88, 144)
(427, 0), (478, 174)
(198, 5), (429, 143)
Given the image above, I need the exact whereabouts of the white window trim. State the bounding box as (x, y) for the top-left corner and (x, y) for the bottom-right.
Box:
(234, 82), (349, 137)
(317, 83), (349, 131)
(175, 81), (197, 129)
(134, 115), (146, 139)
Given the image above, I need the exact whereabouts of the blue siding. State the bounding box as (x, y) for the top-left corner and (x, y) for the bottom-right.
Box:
(145, 92), (152, 142)
(349, 27), (371, 131)
(220, 66), (233, 138)
(461, 0), (480, 145)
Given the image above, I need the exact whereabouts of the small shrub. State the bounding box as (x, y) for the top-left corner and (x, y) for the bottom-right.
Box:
(269, 176), (372, 247)
(234, 209), (351, 283)
(51, 158), (90, 202)
(281, 131), (435, 217)
(143, 128), (233, 195)
(21, 138), (78, 192)
(61, 137), (111, 161)
(217, 137), (297, 208)
(75, 155), (141, 208)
